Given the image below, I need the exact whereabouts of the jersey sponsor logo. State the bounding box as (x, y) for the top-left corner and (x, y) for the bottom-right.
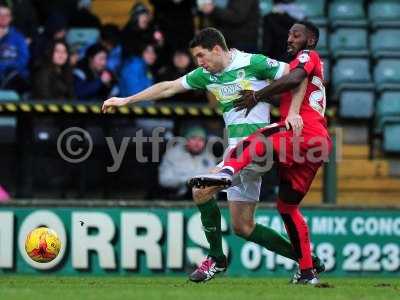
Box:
(298, 53), (310, 63)
(266, 57), (279, 68)
(219, 82), (242, 97)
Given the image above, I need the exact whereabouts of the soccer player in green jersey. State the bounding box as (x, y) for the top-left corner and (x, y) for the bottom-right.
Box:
(102, 27), (323, 282)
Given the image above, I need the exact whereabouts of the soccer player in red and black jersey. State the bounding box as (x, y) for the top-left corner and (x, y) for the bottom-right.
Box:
(189, 21), (332, 284)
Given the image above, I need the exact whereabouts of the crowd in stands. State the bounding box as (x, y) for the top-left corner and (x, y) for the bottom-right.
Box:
(0, 0), (199, 102)
(0, 0), (311, 200)
(0, 0), (309, 104)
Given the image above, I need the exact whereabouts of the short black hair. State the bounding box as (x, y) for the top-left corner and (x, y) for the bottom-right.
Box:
(189, 27), (228, 51)
(296, 20), (319, 48)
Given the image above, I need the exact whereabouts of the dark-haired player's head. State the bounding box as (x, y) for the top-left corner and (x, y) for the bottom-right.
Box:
(287, 21), (319, 56)
(189, 27), (229, 74)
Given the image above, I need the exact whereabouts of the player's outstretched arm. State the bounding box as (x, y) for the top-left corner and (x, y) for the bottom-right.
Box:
(102, 78), (186, 113)
(285, 78), (308, 136)
(233, 68), (307, 112)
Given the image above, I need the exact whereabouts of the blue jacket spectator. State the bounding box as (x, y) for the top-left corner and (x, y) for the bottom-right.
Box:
(0, 2), (29, 92)
(99, 24), (122, 74)
(107, 45), (122, 74)
(0, 27), (29, 78)
(119, 57), (153, 96)
(73, 43), (116, 100)
(119, 44), (156, 97)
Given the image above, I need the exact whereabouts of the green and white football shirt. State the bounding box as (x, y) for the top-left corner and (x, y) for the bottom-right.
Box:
(181, 49), (286, 146)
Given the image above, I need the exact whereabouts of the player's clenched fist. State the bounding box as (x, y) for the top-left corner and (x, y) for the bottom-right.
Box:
(102, 97), (129, 113)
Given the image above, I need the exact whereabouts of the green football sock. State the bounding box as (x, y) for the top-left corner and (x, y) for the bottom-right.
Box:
(247, 223), (297, 261)
(197, 199), (224, 260)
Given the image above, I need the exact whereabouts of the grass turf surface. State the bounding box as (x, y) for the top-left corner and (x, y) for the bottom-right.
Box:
(0, 276), (398, 300)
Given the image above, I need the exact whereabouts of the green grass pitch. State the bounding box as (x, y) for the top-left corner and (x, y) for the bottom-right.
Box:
(0, 276), (398, 300)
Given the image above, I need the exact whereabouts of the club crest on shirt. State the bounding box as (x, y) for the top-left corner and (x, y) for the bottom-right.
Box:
(266, 57), (279, 68)
(298, 53), (310, 63)
(237, 69), (245, 80)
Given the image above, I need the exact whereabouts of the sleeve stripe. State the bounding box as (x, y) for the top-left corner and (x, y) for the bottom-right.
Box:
(180, 75), (193, 90)
(274, 62), (286, 80)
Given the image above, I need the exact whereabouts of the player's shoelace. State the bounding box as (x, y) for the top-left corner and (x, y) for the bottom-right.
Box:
(199, 258), (216, 274)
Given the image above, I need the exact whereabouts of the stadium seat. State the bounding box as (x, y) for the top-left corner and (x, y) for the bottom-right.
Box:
(339, 90), (374, 119)
(294, 0), (327, 26)
(0, 90), (20, 101)
(332, 59), (374, 94)
(322, 58), (330, 83)
(375, 92), (400, 133)
(259, 0), (273, 16)
(316, 26), (329, 57)
(0, 90), (20, 144)
(329, 1), (367, 28)
(383, 123), (400, 153)
(66, 28), (100, 57)
(329, 28), (369, 58)
(373, 59), (400, 92)
(369, 1), (400, 29)
(370, 29), (400, 59)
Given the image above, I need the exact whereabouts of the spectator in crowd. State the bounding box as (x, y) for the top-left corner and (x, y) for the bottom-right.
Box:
(32, 40), (74, 100)
(30, 12), (68, 65)
(119, 43), (157, 97)
(121, 3), (165, 64)
(159, 126), (216, 199)
(0, 1), (29, 92)
(150, 0), (195, 55)
(99, 24), (122, 74)
(262, 0), (302, 61)
(199, 0), (260, 52)
(73, 43), (115, 100)
(69, 0), (101, 29)
(157, 48), (205, 103)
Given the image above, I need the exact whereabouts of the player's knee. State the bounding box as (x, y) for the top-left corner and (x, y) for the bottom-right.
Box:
(232, 220), (255, 238)
(192, 188), (204, 203)
(192, 188), (212, 204)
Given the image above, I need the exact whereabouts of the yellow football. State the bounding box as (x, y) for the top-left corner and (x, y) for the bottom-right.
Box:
(25, 227), (61, 263)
